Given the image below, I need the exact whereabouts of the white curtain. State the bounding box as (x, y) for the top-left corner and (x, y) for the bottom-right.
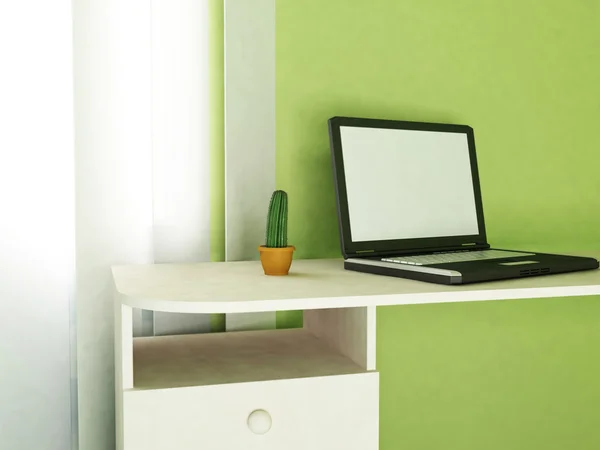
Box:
(150, 0), (212, 336)
(0, 2), (74, 450)
(1, 0), (277, 448)
(74, 1), (211, 449)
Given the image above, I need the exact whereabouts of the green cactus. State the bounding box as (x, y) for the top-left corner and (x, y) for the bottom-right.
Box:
(265, 190), (288, 248)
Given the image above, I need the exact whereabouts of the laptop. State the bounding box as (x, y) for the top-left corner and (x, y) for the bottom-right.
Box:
(328, 116), (599, 285)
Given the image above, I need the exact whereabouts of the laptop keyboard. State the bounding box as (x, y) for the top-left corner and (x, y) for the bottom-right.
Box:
(382, 249), (535, 266)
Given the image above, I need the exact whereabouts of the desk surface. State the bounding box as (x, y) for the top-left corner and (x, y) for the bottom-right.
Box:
(112, 254), (600, 314)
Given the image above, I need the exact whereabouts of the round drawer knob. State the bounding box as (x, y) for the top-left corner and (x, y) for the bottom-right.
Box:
(247, 409), (272, 435)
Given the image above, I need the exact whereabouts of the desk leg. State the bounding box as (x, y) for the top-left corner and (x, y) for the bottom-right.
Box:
(115, 301), (133, 450)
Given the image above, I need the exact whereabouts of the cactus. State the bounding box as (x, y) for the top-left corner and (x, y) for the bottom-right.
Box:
(265, 190), (288, 248)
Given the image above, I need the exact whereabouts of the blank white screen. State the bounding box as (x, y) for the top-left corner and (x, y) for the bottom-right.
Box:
(340, 126), (479, 242)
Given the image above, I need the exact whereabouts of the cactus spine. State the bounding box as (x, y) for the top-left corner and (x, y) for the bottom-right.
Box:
(265, 190), (288, 248)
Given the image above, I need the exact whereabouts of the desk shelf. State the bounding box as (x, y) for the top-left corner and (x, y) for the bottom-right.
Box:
(132, 328), (368, 390)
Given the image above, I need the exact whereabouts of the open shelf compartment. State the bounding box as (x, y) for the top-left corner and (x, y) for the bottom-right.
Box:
(131, 327), (368, 390)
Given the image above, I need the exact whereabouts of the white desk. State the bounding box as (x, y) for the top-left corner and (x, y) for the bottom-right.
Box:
(112, 257), (600, 450)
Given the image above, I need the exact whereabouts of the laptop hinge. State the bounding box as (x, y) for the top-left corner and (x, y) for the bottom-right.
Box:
(348, 243), (490, 259)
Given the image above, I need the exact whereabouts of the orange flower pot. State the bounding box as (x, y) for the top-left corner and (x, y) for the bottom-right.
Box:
(258, 245), (295, 275)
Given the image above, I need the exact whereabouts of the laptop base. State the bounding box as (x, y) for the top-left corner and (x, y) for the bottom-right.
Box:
(345, 251), (599, 285)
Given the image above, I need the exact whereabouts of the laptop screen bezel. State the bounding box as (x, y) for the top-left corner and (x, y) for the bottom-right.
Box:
(328, 116), (488, 258)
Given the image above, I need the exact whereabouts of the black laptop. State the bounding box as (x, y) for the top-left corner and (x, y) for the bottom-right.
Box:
(328, 116), (599, 285)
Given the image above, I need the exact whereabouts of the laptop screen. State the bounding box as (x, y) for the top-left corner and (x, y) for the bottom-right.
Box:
(339, 125), (480, 243)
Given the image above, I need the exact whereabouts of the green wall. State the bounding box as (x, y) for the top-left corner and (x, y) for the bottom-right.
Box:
(276, 1), (600, 448)
(209, 0), (226, 332)
(209, 0), (225, 265)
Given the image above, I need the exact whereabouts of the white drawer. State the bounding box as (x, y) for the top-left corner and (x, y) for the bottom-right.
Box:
(123, 372), (378, 450)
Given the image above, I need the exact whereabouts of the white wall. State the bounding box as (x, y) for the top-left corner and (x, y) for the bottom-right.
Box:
(0, 2), (75, 450)
(224, 0), (277, 331)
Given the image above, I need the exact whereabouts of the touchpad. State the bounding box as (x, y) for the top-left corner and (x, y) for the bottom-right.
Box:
(499, 260), (540, 266)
